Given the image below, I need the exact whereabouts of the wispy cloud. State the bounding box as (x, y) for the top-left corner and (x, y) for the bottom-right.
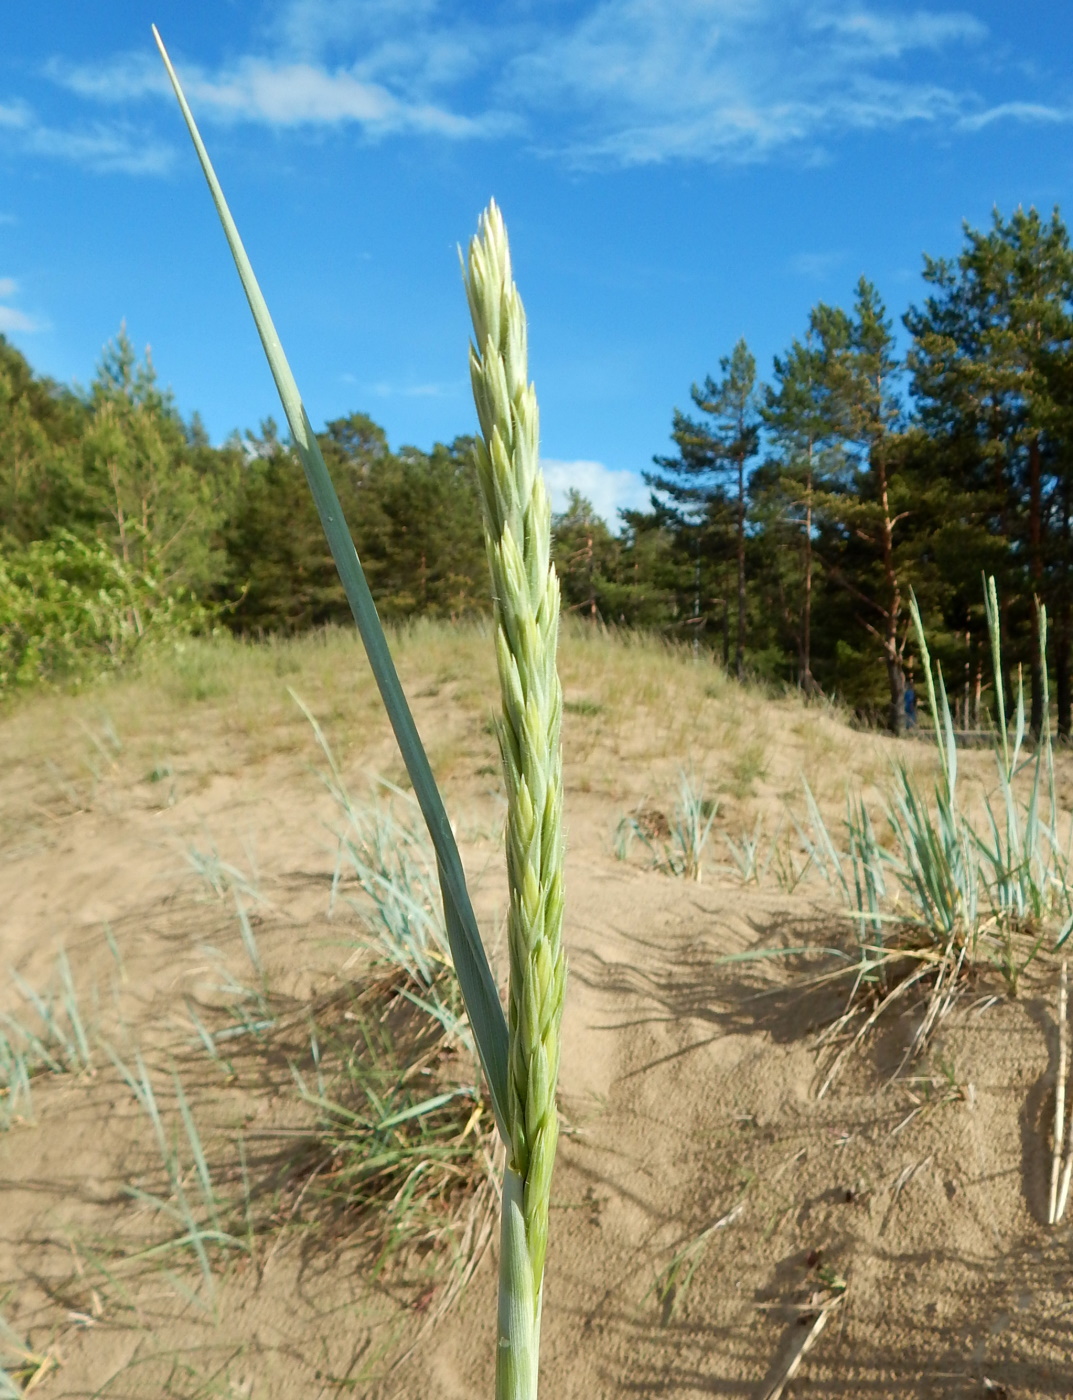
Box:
(0, 282), (47, 334)
(0, 307), (44, 333)
(787, 250), (847, 278)
(360, 378), (464, 398)
(23, 120), (173, 174)
(0, 275), (48, 333)
(541, 458), (649, 526)
(48, 45), (503, 139)
(0, 85), (173, 174)
(807, 8), (986, 58)
(189, 59), (488, 135)
(505, 0), (986, 164)
(32, 1), (1073, 170)
(958, 100), (1073, 132)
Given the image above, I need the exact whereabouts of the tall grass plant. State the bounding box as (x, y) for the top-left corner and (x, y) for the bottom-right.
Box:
(155, 31), (565, 1397)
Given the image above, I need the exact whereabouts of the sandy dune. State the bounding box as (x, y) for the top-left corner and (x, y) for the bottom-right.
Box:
(0, 626), (1070, 1397)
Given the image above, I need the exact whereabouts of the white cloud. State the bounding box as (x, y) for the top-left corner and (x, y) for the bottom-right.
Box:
(188, 59), (487, 136)
(44, 54), (169, 103)
(49, 46), (502, 140)
(0, 86), (174, 175)
(0, 305), (46, 333)
(958, 100), (1073, 132)
(0, 101), (31, 129)
(506, 0), (985, 164)
(0, 276), (47, 333)
(24, 120), (173, 174)
(36, 1), (1073, 170)
(807, 8), (986, 58)
(541, 458), (649, 526)
(274, 0), (443, 60)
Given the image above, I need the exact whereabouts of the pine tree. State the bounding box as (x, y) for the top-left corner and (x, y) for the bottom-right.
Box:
(551, 490), (620, 622)
(906, 207), (1073, 730)
(761, 328), (839, 691)
(79, 328), (235, 595)
(648, 339), (760, 676)
(810, 282), (913, 731)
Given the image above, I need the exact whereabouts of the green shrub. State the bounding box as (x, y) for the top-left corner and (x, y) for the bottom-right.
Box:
(0, 530), (209, 693)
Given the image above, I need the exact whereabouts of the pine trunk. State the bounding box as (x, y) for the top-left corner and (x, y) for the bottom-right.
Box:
(1061, 472), (1073, 739)
(802, 448), (814, 692)
(1029, 434), (1044, 735)
(875, 446), (904, 735)
(736, 453), (746, 680)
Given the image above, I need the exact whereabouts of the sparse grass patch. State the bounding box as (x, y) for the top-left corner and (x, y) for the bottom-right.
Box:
(104, 1048), (254, 1299)
(723, 816), (777, 885)
(289, 975), (498, 1286)
(1, 947), (94, 1129)
(0, 1307), (59, 1397)
(616, 772), (718, 881)
(782, 581), (1073, 1094)
(268, 703), (497, 1293)
(725, 740), (769, 799)
(564, 699), (602, 717)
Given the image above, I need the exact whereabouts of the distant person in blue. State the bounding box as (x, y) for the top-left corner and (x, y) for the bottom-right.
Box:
(904, 678), (918, 730)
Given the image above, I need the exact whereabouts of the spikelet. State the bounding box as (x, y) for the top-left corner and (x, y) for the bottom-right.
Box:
(464, 201), (566, 1384)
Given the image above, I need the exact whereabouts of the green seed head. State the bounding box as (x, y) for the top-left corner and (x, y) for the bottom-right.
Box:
(464, 200), (566, 1306)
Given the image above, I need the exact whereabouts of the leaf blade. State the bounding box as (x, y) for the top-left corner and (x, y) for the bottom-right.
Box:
(152, 26), (509, 1143)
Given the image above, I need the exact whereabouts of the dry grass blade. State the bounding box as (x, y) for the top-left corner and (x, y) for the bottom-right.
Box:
(816, 958), (934, 1100)
(649, 1200), (745, 1323)
(894, 935), (966, 1078)
(0, 1308), (60, 1398)
(1049, 960), (1068, 1224)
(1056, 1003), (1073, 1222)
(758, 1290), (844, 1400)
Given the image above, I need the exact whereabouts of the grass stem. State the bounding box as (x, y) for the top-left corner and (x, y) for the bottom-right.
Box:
(1049, 960), (1067, 1224)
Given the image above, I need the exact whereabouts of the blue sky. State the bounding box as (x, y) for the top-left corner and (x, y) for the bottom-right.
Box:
(2, 2), (1073, 523)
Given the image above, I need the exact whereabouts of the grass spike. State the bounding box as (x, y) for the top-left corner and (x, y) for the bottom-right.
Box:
(464, 200), (566, 1400)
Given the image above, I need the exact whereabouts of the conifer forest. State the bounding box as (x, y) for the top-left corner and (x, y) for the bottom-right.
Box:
(5, 204), (1073, 735)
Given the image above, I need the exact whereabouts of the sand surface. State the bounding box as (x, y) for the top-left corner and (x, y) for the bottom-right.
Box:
(0, 626), (1070, 1397)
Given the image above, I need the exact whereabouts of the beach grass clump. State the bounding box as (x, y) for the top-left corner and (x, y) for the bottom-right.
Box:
(289, 973), (498, 1282)
(104, 1047), (254, 1296)
(615, 772), (718, 882)
(282, 707), (498, 1280)
(1, 948), (93, 1129)
(797, 577), (1073, 1090)
(298, 693), (472, 1051)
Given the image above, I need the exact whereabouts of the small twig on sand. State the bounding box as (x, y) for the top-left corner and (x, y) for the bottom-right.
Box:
(759, 1291), (845, 1400)
(1049, 960), (1068, 1224)
(816, 963), (932, 1100)
(1055, 1006), (1073, 1223)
